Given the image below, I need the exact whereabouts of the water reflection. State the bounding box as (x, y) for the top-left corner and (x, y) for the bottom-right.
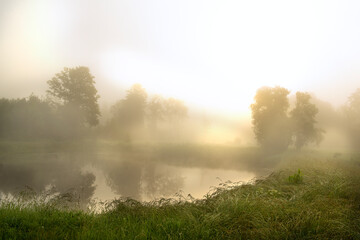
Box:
(0, 159), (96, 207)
(85, 160), (184, 201)
(0, 151), (258, 205)
(86, 162), (255, 201)
(141, 163), (184, 199)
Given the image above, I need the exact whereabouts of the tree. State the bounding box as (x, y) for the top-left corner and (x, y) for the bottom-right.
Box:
(146, 95), (188, 142)
(147, 96), (188, 127)
(0, 95), (62, 139)
(111, 84), (148, 129)
(47, 67), (100, 126)
(250, 86), (292, 153)
(290, 92), (324, 150)
(109, 84), (148, 141)
(147, 95), (165, 130)
(163, 98), (188, 124)
(344, 88), (360, 149)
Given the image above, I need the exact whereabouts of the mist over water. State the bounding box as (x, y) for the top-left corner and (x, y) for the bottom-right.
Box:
(0, 83), (359, 207)
(0, 75), (359, 209)
(0, 144), (260, 206)
(0, 1), (359, 213)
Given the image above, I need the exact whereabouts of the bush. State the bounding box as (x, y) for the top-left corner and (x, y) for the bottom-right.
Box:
(288, 169), (303, 184)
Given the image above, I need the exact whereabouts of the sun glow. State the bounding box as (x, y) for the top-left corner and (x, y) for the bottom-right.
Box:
(100, 44), (306, 116)
(1, 0), (360, 113)
(101, 48), (266, 115)
(97, 1), (347, 115)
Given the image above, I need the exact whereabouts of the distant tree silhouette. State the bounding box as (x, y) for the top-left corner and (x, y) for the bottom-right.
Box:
(163, 98), (188, 124)
(148, 95), (165, 130)
(107, 84), (188, 141)
(147, 96), (187, 127)
(290, 92), (324, 150)
(111, 84), (148, 131)
(0, 95), (58, 139)
(344, 88), (360, 149)
(47, 67), (100, 126)
(145, 95), (188, 141)
(251, 86), (292, 153)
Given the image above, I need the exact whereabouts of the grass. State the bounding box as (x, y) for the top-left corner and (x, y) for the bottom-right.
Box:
(288, 169), (303, 184)
(0, 153), (359, 239)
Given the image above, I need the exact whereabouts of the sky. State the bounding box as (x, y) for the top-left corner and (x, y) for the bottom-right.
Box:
(1, 0), (360, 115)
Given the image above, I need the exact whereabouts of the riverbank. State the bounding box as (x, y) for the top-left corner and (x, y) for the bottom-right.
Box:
(0, 154), (359, 239)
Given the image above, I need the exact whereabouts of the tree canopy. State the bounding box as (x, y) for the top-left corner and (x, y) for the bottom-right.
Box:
(148, 95), (165, 129)
(47, 66), (100, 126)
(251, 87), (325, 152)
(0, 95), (55, 139)
(344, 88), (360, 149)
(163, 98), (188, 124)
(290, 92), (324, 150)
(250, 86), (292, 153)
(111, 84), (148, 129)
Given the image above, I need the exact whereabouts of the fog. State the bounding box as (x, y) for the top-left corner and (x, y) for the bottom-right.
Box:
(0, 1), (360, 205)
(2, 1), (360, 112)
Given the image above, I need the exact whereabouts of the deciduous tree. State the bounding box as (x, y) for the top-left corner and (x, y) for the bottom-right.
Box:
(290, 92), (324, 150)
(47, 67), (100, 126)
(111, 84), (148, 129)
(344, 88), (360, 149)
(250, 86), (292, 153)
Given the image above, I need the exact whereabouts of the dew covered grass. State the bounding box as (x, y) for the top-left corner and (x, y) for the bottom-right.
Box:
(0, 152), (359, 239)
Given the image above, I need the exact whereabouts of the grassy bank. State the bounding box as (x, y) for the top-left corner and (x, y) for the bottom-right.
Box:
(0, 155), (359, 239)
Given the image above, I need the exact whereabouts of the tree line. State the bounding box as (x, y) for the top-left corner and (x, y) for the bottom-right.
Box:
(250, 87), (324, 153)
(251, 86), (360, 152)
(0, 66), (359, 151)
(0, 66), (188, 141)
(102, 84), (188, 142)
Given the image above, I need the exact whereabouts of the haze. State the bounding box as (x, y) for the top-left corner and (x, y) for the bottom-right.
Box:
(1, 0), (360, 115)
(1, 2), (360, 238)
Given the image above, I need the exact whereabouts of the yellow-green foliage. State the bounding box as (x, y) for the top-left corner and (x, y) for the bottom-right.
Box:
(288, 169), (303, 184)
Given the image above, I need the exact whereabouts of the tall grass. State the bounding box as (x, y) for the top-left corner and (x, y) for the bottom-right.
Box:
(0, 155), (359, 239)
